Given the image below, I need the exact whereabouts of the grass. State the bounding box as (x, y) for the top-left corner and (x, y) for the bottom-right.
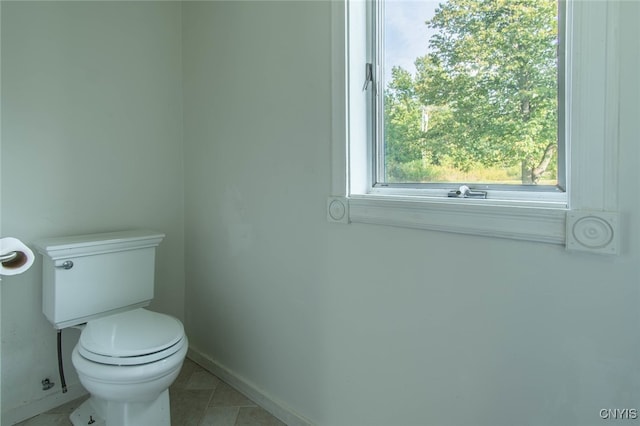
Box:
(386, 159), (557, 185)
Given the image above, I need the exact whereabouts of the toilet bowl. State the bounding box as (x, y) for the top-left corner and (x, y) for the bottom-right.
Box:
(70, 309), (188, 426)
(71, 308), (188, 426)
(34, 230), (187, 426)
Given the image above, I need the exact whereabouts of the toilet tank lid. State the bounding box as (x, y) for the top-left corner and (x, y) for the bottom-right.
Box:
(34, 229), (165, 259)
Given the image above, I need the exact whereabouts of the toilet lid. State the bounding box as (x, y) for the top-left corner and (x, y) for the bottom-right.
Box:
(79, 308), (184, 364)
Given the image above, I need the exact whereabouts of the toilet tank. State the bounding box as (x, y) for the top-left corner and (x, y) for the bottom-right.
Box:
(34, 230), (165, 329)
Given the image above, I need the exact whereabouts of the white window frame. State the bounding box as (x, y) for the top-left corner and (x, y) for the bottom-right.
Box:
(370, 1), (568, 200)
(329, 0), (621, 253)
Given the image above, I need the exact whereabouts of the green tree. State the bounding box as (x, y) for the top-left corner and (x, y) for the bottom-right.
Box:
(388, 0), (559, 184)
(384, 67), (426, 180)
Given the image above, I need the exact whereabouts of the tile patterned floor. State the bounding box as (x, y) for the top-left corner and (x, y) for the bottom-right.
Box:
(15, 358), (286, 426)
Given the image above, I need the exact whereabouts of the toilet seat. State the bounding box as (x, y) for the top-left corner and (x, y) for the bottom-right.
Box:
(79, 336), (186, 366)
(78, 308), (185, 366)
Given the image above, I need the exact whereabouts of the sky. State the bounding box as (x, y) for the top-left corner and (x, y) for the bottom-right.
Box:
(383, 0), (439, 83)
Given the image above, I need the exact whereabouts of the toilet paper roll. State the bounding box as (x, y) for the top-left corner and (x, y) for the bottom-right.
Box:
(0, 237), (35, 276)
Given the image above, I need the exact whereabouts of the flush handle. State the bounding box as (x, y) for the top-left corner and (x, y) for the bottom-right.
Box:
(56, 260), (74, 270)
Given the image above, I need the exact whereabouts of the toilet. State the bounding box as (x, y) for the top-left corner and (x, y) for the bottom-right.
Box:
(34, 230), (188, 426)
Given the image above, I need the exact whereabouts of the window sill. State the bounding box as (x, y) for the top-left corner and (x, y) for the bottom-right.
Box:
(337, 194), (568, 244)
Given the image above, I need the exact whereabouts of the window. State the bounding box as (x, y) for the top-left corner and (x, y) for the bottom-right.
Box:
(330, 0), (620, 253)
(376, 0), (565, 193)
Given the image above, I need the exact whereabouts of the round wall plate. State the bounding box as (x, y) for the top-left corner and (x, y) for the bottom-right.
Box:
(566, 211), (619, 255)
(327, 197), (349, 224)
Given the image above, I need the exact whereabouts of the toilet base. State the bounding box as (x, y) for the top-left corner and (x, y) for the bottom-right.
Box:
(70, 389), (170, 426)
(70, 399), (105, 426)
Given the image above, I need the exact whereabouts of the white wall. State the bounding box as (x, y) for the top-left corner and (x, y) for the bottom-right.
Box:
(183, 2), (640, 426)
(1, 1), (638, 425)
(1, 2), (184, 423)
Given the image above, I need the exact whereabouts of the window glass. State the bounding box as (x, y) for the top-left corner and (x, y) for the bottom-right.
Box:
(379, 0), (561, 187)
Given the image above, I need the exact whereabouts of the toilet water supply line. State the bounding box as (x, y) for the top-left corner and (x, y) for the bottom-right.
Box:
(58, 330), (68, 393)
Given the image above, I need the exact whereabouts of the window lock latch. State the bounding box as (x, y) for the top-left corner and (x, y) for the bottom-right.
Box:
(448, 185), (487, 199)
(362, 63), (374, 91)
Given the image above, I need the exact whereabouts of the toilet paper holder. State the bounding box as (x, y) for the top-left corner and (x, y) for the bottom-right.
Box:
(1, 237), (36, 276)
(0, 251), (18, 263)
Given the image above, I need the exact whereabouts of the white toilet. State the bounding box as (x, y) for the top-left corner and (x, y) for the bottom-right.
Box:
(35, 230), (188, 426)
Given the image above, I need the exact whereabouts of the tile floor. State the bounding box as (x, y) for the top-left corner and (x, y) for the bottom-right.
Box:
(15, 358), (286, 426)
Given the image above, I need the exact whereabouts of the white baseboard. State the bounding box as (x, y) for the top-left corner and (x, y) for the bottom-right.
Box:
(2, 382), (87, 425)
(187, 347), (313, 426)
